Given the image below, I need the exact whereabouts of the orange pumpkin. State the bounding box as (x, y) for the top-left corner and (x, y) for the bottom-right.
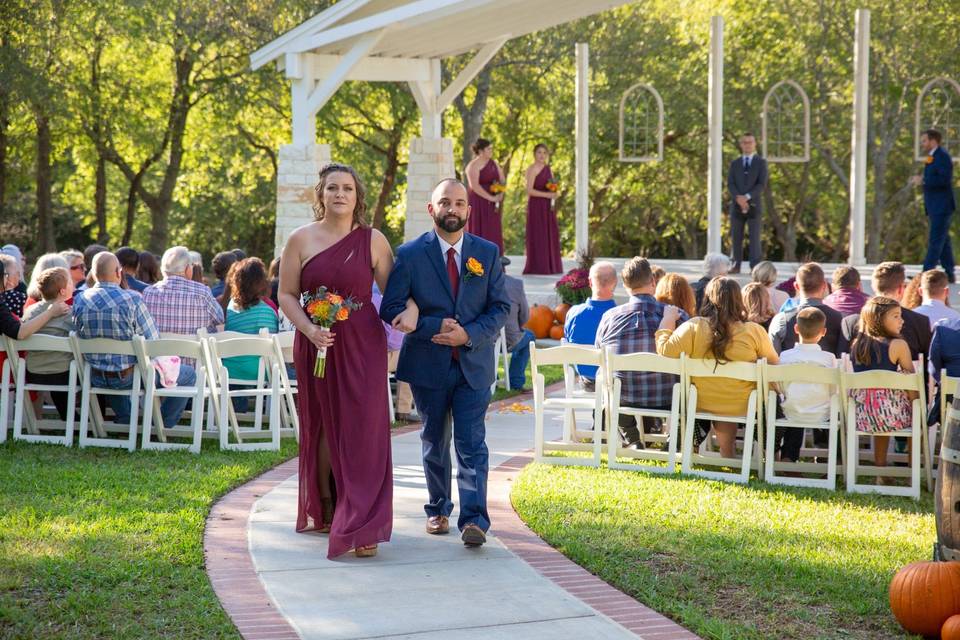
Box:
(554, 303), (571, 325)
(549, 324), (564, 340)
(943, 614), (960, 639)
(890, 561), (960, 637)
(525, 304), (555, 339)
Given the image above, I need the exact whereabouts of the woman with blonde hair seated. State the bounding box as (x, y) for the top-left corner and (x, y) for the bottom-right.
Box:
(751, 260), (788, 312)
(656, 277), (778, 458)
(742, 281), (775, 330)
(654, 273), (696, 317)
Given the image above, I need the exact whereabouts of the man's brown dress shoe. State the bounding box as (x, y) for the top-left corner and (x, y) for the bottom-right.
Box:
(426, 515), (449, 535)
(461, 523), (486, 547)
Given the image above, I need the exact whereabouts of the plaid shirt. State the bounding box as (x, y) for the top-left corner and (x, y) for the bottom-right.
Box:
(142, 275), (223, 336)
(73, 282), (159, 372)
(595, 294), (688, 407)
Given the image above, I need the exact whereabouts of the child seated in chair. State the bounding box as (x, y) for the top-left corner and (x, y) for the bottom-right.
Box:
(775, 307), (837, 463)
(849, 297), (917, 474)
(22, 267), (76, 420)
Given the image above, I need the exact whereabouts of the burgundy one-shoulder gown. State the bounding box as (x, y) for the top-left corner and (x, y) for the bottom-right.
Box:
(294, 226), (393, 558)
(523, 165), (563, 274)
(467, 159), (504, 254)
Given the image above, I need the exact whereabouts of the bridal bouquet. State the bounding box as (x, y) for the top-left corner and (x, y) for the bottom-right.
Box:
(545, 181), (559, 192)
(303, 287), (362, 377)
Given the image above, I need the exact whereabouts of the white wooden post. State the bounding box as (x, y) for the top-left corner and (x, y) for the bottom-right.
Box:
(575, 42), (590, 257)
(288, 53), (316, 146)
(848, 8), (870, 265)
(707, 15), (724, 256)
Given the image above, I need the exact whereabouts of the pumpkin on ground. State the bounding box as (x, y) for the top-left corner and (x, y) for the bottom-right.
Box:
(889, 561), (960, 637)
(943, 614), (960, 639)
(548, 324), (564, 340)
(553, 303), (571, 325)
(525, 304), (555, 339)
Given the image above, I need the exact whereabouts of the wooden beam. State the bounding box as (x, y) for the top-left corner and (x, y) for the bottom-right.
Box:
(250, 0), (371, 70)
(436, 37), (508, 112)
(307, 53), (433, 82)
(305, 30), (386, 115)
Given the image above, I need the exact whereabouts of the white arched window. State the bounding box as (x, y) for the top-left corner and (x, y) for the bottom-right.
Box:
(761, 80), (810, 163)
(618, 83), (664, 162)
(915, 77), (960, 162)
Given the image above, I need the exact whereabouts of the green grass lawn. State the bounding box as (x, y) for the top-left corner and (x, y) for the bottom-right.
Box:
(0, 440), (297, 639)
(491, 362), (564, 403)
(512, 463), (932, 640)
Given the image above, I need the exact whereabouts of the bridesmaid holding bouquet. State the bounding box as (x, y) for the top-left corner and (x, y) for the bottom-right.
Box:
(523, 143), (563, 274)
(465, 138), (505, 254)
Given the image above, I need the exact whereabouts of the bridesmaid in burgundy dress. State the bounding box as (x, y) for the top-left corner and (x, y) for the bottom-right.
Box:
(523, 144), (563, 274)
(465, 138), (505, 254)
(278, 163), (418, 559)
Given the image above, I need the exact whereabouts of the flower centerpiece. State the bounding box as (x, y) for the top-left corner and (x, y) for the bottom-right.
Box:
(303, 287), (362, 377)
(554, 268), (591, 306)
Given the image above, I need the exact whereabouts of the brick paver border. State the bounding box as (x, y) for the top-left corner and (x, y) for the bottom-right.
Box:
(203, 392), (700, 640)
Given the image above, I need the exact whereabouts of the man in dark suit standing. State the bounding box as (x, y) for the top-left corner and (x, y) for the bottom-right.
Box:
(912, 129), (956, 282)
(727, 133), (769, 274)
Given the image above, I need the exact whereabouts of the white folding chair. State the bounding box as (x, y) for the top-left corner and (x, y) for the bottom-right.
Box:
(70, 334), (143, 451)
(762, 361), (842, 489)
(491, 326), (511, 394)
(682, 359), (764, 484)
(0, 355), (10, 443)
(4, 335), (78, 446)
(935, 371), (960, 480)
(269, 330), (300, 441)
(205, 334), (281, 451)
(133, 336), (208, 453)
(841, 366), (929, 499)
(604, 349), (684, 474)
(531, 343), (605, 467)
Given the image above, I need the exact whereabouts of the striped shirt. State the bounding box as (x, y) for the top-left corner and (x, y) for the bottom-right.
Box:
(73, 282), (159, 372)
(224, 300), (279, 380)
(142, 275), (223, 336)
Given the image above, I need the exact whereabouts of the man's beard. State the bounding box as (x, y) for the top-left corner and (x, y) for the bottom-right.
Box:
(435, 213), (467, 233)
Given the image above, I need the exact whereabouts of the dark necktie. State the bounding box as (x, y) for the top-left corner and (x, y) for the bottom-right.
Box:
(446, 247), (460, 360)
(744, 156), (751, 172)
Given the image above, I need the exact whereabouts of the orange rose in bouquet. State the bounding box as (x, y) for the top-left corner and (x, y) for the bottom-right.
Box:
(489, 182), (506, 194)
(545, 181), (559, 192)
(303, 287), (362, 377)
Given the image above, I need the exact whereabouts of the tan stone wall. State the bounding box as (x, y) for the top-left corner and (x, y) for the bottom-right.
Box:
(274, 143), (332, 257)
(403, 137), (455, 242)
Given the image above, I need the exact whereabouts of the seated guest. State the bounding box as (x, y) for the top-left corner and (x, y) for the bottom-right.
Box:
(742, 282), (775, 330)
(914, 270), (959, 328)
(74, 252), (195, 427)
(0, 260), (68, 341)
(775, 308), (837, 463)
(769, 263), (843, 356)
(751, 261), (788, 312)
(60, 250), (87, 288)
(657, 277), (778, 458)
(563, 261), (618, 390)
(654, 273), (696, 317)
(822, 265), (869, 317)
(1, 244), (27, 297)
(268, 257), (281, 308)
(839, 262), (931, 362)
(210, 250), (239, 299)
(22, 268), (76, 420)
(137, 251), (161, 285)
(692, 253), (730, 314)
(776, 276), (798, 313)
(79, 244), (109, 291)
(188, 251), (205, 284)
(0, 254), (27, 317)
(115, 246), (148, 292)
(24, 253), (70, 310)
(902, 275), (922, 310)
(372, 285), (415, 421)
(929, 309), (960, 424)
(501, 256), (534, 391)
(650, 265), (666, 286)
(596, 257), (689, 446)
(143, 246), (223, 337)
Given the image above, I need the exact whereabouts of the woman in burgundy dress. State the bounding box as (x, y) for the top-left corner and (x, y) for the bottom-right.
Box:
(523, 144), (563, 274)
(278, 163), (417, 559)
(465, 138), (505, 254)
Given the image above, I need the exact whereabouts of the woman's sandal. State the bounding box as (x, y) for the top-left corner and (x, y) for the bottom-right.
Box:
(354, 545), (378, 558)
(317, 498), (335, 533)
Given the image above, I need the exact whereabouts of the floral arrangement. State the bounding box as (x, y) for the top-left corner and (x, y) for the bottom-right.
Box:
(464, 257), (484, 281)
(554, 268), (591, 306)
(303, 287), (362, 377)
(489, 182), (506, 194)
(545, 181), (559, 192)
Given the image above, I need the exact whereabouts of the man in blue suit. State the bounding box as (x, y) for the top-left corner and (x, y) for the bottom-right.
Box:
(913, 129), (957, 281)
(381, 178), (510, 547)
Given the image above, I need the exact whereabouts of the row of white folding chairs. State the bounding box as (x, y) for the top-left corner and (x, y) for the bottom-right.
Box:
(530, 344), (930, 498)
(0, 331), (298, 453)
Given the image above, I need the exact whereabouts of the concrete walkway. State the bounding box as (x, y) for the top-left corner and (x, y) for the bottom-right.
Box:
(234, 395), (698, 640)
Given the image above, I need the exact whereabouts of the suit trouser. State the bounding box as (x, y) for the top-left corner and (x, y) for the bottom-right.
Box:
(729, 205), (762, 267)
(923, 211), (955, 274)
(411, 359), (491, 532)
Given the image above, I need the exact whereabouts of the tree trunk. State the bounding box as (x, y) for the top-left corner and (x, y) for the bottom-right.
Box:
(371, 136), (401, 231)
(453, 65), (493, 171)
(90, 33), (109, 244)
(0, 87), (7, 217)
(35, 112), (55, 253)
(121, 173), (141, 247)
(95, 154), (109, 244)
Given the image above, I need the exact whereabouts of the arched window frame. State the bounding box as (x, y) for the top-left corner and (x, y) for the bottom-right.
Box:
(618, 83), (664, 162)
(915, 77), (960, 162)
(761, 79), (810, 163)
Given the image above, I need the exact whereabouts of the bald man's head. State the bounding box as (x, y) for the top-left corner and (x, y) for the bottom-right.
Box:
(92, 251), (121, 284)
(428, 178), (470, 235)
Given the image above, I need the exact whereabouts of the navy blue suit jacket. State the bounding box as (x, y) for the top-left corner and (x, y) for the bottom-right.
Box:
(924, 146), (956, 216)
(380, 231), (510, 391)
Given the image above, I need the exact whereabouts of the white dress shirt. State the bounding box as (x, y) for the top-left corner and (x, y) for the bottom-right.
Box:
(437, 233), (463, 272)
(778, 343), (837, 423)
(915, 299), (960, 329)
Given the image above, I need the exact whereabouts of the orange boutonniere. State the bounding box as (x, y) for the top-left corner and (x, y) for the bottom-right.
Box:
(926, 155), (935, 165)
(464, 257), (484, 281)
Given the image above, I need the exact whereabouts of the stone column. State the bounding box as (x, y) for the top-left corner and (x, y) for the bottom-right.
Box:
(403, 137), (455, 241)
(274, 143), (331, 257)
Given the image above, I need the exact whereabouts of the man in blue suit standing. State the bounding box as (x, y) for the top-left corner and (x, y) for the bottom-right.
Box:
(913, 129), (957, 281)
(381, 178), (510, 547)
